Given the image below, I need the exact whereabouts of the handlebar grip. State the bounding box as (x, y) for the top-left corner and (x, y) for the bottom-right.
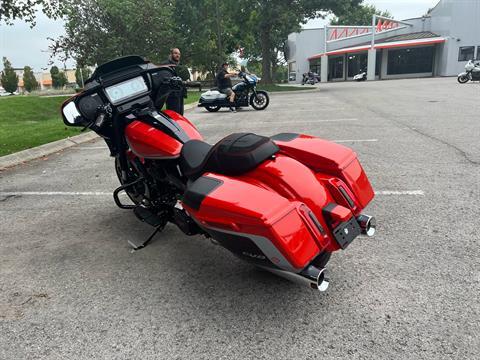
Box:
(94, 113), (106, 128)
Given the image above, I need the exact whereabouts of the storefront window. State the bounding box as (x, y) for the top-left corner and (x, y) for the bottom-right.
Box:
(458, 46), (474, 61)
(347, 53), (367, 78)
(329, 56), (344, 80)
(309, 58), (321, 75)
(387, 47), (434, 75)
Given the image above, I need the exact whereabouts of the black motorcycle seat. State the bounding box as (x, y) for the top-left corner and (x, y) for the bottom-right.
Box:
(180, 133), (279, 180)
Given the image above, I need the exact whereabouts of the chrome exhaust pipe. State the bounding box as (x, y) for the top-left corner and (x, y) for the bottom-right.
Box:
(261, 265), (330, 292)
(357, 214), (376, 237)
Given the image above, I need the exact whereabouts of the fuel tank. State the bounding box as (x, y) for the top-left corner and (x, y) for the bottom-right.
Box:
(125, 110), (202, 159)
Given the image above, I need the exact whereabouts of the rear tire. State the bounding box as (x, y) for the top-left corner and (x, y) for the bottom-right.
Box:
(457, 75), (469, 84)
(205, 105), (221, 112)
(311, 251), (331, 269)
(250, 91), (269, 110)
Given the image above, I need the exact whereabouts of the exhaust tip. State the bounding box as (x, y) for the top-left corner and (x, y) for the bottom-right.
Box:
(316, 268), (330, 292)
(357, 214), (376, 237)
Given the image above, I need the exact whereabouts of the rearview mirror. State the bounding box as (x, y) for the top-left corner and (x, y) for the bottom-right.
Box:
(62, 100), (84, 126)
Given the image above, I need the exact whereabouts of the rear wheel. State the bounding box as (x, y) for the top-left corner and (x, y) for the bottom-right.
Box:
(250, 91), (269, 110)
(457, 74), (469, 84)
(311, 251), (331, 269)
(205, 105), (221, 112)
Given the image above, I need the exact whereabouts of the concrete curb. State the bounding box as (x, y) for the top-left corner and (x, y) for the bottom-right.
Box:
(0, 103), (200, 171)
(0, 132), (99, 171)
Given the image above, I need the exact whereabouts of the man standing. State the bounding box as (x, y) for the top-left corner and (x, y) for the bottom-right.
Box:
(216, 62), (238, 112)
(162, 48), (185, 115)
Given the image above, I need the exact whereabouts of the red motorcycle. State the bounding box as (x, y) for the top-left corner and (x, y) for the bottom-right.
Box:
(62, 56), (376, 292)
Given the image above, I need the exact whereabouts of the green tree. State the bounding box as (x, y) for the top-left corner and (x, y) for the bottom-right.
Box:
(0, 0), (64, 25)
(22, 66), (39, 92)
(50, 0), (176, 66)
(234, 0), (360, 83)
(331, 4), (392, 26)
(1, 57), (19, 94)
(75, 67), (92, 88)
(50, 66), (68, 89)
(172, 0), (239, 77)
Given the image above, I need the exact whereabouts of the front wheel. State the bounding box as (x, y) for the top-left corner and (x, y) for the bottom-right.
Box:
(250, 91), (269, 110)
(457, 74), (469, 84)
(205, 105), (221, 112)
(115, 156), (146, 205)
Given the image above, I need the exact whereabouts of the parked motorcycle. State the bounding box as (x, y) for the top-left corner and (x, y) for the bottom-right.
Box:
(457, 60), (480, 83)
(61, 56), (376, 292)
(198, 71), (268, 112)
(353, 70), (367, 82)
(301, 71), (320, 85)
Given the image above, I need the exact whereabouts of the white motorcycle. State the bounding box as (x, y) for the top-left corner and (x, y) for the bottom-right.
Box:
(457, 60), (480, 83)
(353, 69), (367, 82)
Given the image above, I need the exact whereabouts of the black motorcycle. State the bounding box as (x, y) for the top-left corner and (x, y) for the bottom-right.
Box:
(198, 71), (269, 112)
(301, 72), (320, 85)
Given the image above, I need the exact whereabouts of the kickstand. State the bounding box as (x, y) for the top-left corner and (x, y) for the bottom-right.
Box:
(128, 224), (163, 251)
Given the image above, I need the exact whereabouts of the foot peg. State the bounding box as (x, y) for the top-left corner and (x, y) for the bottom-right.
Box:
(133, 205), (165, 227)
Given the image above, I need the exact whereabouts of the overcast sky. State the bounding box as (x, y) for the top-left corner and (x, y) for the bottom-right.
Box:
(0, 0), (440, 71)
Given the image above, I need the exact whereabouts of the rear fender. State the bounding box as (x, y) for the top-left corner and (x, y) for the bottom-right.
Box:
(272, 134), (375, 209)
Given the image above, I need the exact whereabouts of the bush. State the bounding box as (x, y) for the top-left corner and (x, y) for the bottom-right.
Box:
(1, 57), (19, 94)
(23, 66), (39, 92)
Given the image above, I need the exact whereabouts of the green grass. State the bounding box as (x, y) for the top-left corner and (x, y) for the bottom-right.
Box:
(0, 96), (83, 156)
(185, 91), (201, 104)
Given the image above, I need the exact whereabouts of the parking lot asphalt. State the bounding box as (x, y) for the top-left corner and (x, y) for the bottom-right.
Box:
(1, 77), (479, 359)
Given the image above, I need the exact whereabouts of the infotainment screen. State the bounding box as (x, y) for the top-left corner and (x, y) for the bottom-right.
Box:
(104, 76), (148, 105)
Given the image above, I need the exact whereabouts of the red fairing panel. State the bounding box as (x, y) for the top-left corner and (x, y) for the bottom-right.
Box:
(125, 120), (182, 159)
(125, 111), (202, 159)
(183, 173), (321, 271)
(273, 134), (374, 209)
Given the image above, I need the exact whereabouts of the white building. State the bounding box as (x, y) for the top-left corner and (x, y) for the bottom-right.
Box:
(287, 0), (480, 82)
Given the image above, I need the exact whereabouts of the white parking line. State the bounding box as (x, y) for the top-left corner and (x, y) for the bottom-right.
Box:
(333, 139), (379, 143)
(375, 190), (425, 196)
(198, 118), (360, 127)
(0, 191), (112, 196)
(1, 190), (425, 197)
